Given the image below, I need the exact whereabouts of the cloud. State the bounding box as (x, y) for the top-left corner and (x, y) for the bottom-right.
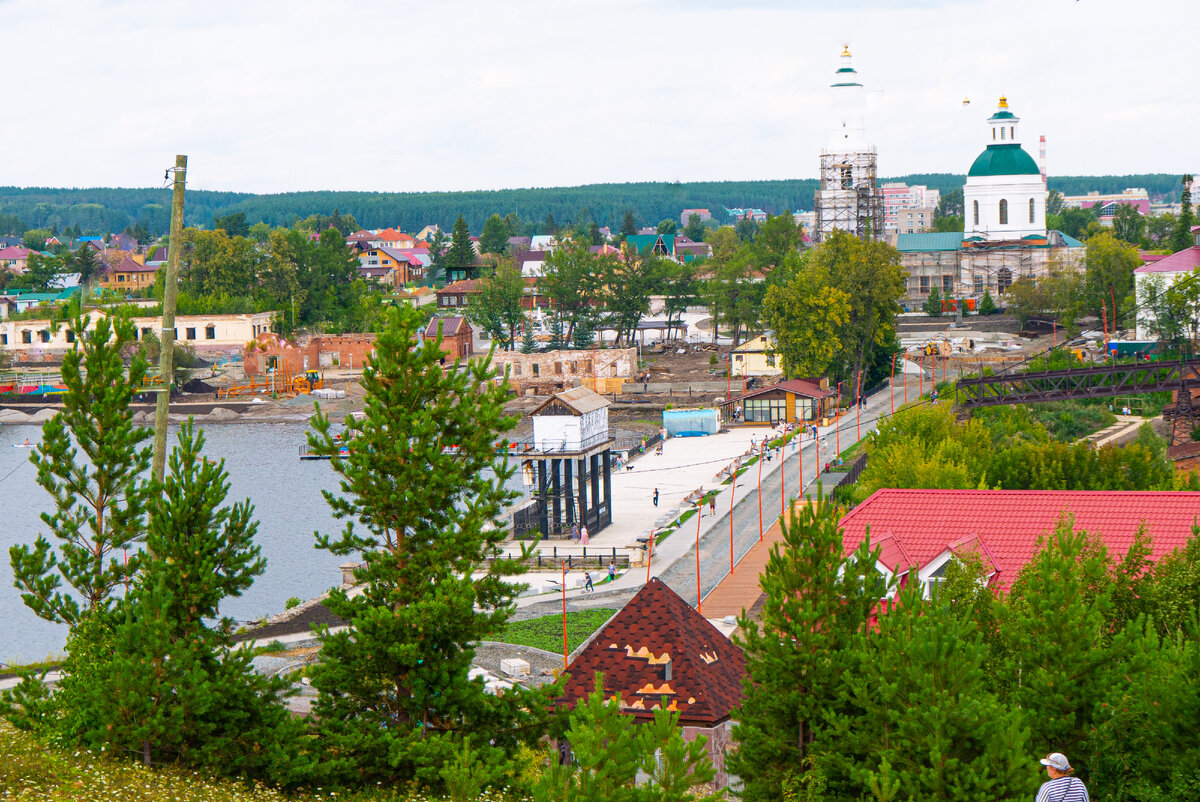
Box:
(0, 0), (1195, 194)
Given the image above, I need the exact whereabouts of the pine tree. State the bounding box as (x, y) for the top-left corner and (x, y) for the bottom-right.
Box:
(542, 212), (558, 235)
(826, 581), (1036, 801)
(620, 209), (637, 240)
(571, 318), (595, 350)
(445, 214), (477, 280)
(520, 318), (536, 353)
(978, 289), (998, 315)
(548, 314), (566, 350)
(9, 312), (150, 626)
(75, 422), (301, 778)
(1172, 174), (1195, 252)
(305, 305), (549, 788)
(729, 495), (886, 800)
(924, 286), (943, 317)
(479, 213), (509, 255)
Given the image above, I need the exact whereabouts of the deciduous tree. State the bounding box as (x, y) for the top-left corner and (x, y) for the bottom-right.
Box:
(761, 261), (851, 378)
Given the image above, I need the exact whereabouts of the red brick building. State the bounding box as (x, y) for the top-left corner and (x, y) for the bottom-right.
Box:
(422, 316), (473, 361)
(243, 332), (378, 377)
(557, 578), (744, 791)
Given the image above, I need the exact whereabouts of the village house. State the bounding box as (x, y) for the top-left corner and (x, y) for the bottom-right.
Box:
(422, 316), (473, 361)
(839, 488), (1200, 596)
(0, 246), (33, 274)
(730, 378), (836, 424)
(98, 253), (157, 292)
(729, 333), (781, 377)
(0, 310), (273, 355)
(556, 578), (745, 792)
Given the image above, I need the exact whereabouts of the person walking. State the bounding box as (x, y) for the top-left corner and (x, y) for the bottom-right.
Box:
(583, 571), (594, 593)
(708, 495), (716, 516)
(571, 522), (579, 541)
(580, 525), (589, 545)
(652, 488), (659, 507)
(1036, 753), (1089, 802)
(607, 561), (616, 582)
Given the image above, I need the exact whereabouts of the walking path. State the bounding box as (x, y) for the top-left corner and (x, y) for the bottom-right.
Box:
(515, 373), (923, 617)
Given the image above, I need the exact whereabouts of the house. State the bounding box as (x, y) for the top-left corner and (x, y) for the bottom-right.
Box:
(376, 228), (416, 249)
(514, 249), (549, 277)
(0, 235), (22, 248)
(98, 253), (157, 292)
(839, 488), (1200, 595)
(423, 316), (473, 361)
(1, 310), (273, 354)
(492, 348), (635, 394)
(680, 208), (712, 227)
(0, 246), (32, 273)
(508, 236), (531, 251)
(436, 278), (482, 310)
(414, 224), (441, 242)
(731, 378), (836, 424)
(556, 577), (745, 791)
(730, 333), (781, 377)
(356, 246), (425, 287)
(1134, 225), (1200, 340)
(673, 236), (711, 263)
(109, 232), (139, 252)
(244, 332), (377, 377)
(625, 234), (675, 260)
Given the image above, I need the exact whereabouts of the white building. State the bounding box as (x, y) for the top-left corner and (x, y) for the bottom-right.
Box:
(963, 97), (1046, 241)
(0, 310), (274, 355)
(814, 47), (883, 242)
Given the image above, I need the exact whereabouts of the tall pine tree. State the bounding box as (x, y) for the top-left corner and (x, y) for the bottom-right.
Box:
(75, 423), (301, 778)
(445, 213), (477, 281)
(1172, 174), (1195, 252)
(730, 495), (885, 800)
(10, 312), (150, 626)
(305, 305), (550, 789)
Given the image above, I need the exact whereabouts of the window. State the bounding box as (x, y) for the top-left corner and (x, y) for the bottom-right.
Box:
(141, 327), (151, 340)
(65, 330), (75, 343)
(973, 200), (979, 225)
(532, 363), (540, 377)
(0, 334), (5, 345)
(554, 362), (563, 375)
(513, 364), (522, 376)
(919, 276), (930, 294)
(1010, 126), (1015, 139)
(1000, 127), (1006, 140)
(942, 275), (954, 295)
(997, 267), (1013, 295)
(1029, 198), (1036, 224)
(999, 199), (1008, 225)
(117, 274), (126, 282)
(186, 327), (196, 340)
(839, 165), (853, 189)
(21, 330), (31, 344)
(744, 397), (787, 423)
(766, 353), (776, 367)
(39, 330), (50, 343)
(205, 325), (215, 340)
(974, 274), (984, 295)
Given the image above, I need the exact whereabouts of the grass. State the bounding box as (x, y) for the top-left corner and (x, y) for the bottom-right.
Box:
(0, 721), (526, 801)
(1025, 401), (1117, 443)
(495, 609), (616, 654)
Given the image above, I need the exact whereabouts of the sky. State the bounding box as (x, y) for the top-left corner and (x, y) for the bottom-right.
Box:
(1, 0), (1195, 194)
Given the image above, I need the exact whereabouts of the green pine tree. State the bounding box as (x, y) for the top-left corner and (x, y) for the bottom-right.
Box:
(620, 209), (637, 240)
(75, 422), (301, 778)
(978, 289), (998, 315)
(729, 495), (886, 800)
(479, 213), (510, 255)
(445, 214), (477, 281)
(9, 312), (151, 626)
(304, 305), (550, 789)
(571, 318), (595, 350)
(924, 286), (943, 317)
(520, 318), (536, 353)
(1172, 174), (1195, 252)
(826, 581), (1036, 801)
(548, 314), (566, 350)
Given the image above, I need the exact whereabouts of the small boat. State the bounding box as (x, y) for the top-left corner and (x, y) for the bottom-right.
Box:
(12, 442), (35, 449)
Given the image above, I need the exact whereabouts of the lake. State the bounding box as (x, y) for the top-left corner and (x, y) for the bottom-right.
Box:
(0, 420), (525, 665)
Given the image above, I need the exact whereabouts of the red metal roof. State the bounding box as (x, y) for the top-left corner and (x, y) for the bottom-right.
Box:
(840, 489), (1200, 591)
(738, 378), (835, 401)
(558, 577), (745, 726)
(1134, 246), (1200, 274)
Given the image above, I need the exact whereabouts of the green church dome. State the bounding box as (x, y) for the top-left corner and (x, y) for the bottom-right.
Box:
(968, 143), (1040, 178)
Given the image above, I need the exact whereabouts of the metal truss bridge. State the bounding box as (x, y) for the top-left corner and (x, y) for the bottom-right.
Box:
(957, 360), (1200, 409)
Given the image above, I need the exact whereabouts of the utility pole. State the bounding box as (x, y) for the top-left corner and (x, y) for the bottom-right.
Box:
(152, 155), (187, 481)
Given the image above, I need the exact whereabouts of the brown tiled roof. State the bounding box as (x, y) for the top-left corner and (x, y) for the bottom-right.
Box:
(558, 577), (745, 726)
(737, 378), (834, 401)
(437, 279), (482, 294)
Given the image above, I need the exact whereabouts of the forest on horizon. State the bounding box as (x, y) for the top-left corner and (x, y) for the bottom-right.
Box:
(0, 173), (1186, 238)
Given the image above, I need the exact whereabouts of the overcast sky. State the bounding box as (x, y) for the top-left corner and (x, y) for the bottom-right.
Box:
(2, 0), (1194, 194)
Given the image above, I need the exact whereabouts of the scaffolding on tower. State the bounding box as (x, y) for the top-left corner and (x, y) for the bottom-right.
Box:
(815, 149), (885, 242)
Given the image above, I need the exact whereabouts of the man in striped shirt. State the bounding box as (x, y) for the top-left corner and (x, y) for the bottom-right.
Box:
(1036, 752), (1090, 802)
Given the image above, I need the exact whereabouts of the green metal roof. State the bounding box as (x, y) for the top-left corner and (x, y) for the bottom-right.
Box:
(625, 234), (675, 255)
(896, 232), (964, 252)
(988, 110), (1016, 120)
(967, 143), (1040, 177)
(836, 67), (857, 74)
(1055, 231), (1085, 247)
(831, 82), (863, 87)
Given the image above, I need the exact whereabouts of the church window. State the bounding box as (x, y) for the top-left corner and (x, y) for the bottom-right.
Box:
(1000, 127), (1006, 141)
(839, 165), (853, 189)
(973, 200), (979, 225)
(974, 274), (984, 295)
(942, 275), (954, 295)
(1010, 126), (1015, 139)
(999, 199), (1009, 225)
(1029, 198), (1036, 224)
(997, 268), (1013, 295)
(992, 128), (996, 141)
(919, 276), (930, 294)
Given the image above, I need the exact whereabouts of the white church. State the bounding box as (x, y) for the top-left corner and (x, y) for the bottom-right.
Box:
(895, 97), (1084, 310)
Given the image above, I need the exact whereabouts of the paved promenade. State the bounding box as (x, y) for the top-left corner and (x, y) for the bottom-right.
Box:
(514, 374), (921, 617)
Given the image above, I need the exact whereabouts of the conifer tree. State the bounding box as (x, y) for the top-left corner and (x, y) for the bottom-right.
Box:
(548, 313), (566, 350)
(75, 423), (300, 778)
(620, 209), (637, 240)
(826, 581), (1036, 801)
(520, 318), (536, 353)
(10, 312), (150, 626)
(730, 495), (886, 800)
(978, 289), (998, 315)
(1172, 174), (1195, 252)
(305, 305), (548, 788)
(445, 214), (477, 280)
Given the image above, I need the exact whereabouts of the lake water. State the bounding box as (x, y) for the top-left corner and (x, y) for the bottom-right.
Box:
(0, 420), (525, 665)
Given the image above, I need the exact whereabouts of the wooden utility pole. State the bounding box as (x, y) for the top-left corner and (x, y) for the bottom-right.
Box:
(152, 155), (187, 481)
